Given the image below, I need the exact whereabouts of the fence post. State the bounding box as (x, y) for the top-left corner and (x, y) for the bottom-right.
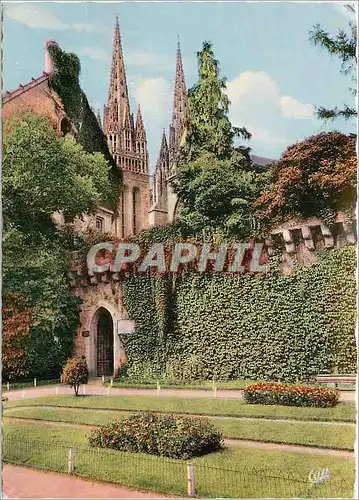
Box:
(6, 382), (9, 391)
(157, 380), (161, 396)
(213, 385), (217, 398)
(55, 386), (59, 395)
(102, 375), (105, 384)
(68, 447), (77, 474)
(110, 378), (113, 387)
(187, 462), (195, 497)
(34, 378), (37, 387)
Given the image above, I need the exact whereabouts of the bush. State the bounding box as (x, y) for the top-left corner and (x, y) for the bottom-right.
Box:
(243, 382), (339, 408)
(89, 412), (223, 459)
(60, 356), (88, 396)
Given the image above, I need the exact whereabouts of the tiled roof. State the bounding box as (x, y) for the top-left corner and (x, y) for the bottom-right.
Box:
(2, 72), (50, 104)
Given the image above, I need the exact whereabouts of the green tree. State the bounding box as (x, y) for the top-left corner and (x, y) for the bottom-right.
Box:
(182, 41), (251, 162)
(174, 153), (267, 238)
(174, 42), (266, 237)
(2, 111), (115, 380)
(2, 112), (113, 233)
(309, 4), (357, 120)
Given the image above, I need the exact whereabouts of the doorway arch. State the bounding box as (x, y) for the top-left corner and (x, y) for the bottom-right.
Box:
(96, 307), (114, 377)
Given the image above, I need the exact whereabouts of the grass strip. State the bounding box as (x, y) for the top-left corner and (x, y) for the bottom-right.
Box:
(4, 395), (355, 422)
(111, 379), (355, 392)
(4, 407), (355, 451)
(3, 421), (355, 498)
(2, 379), (59, 391)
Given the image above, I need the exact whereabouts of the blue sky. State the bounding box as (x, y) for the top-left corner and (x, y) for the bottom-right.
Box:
(3, 1), (356, 170)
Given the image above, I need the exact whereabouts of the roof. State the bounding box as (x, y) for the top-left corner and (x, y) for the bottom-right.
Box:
(2, 73), (50, 104)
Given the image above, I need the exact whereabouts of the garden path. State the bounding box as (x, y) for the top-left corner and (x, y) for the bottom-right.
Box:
(2, 464), (170, 498)
(3, 384), (355, 402)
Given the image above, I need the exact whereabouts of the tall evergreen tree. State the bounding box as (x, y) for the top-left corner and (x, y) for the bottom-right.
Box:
(182, 41), (251, 161)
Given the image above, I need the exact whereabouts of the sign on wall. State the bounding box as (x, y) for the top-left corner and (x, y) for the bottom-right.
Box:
(117, 320), (135, 335)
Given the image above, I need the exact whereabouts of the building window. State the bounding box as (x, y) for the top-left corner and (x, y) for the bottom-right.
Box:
(133, 187), (140, 235)
(95, 216), (104, 232)
(121, 187), (127, 238)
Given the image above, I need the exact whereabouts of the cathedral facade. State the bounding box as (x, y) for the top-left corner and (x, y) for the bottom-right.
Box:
(102, 18), (188, 237)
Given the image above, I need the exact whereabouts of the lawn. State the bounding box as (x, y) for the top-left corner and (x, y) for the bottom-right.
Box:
(3, 420), (355, 498)
(4, 395), (355, 422)
(4, 406), (355, 450)
(111, 378), (356, 392)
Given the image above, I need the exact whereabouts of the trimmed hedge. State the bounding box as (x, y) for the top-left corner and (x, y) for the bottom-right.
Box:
(243, 382), (339, 408)
(88, 412), (223, 459)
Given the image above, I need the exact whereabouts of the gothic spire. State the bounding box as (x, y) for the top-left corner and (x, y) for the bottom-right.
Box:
(106, 16), (131, 133)
(96, 108), (102, 130)
(135, 105), (146, 139)
(169, 40), (188, 162)
(155, 129), (169, 178)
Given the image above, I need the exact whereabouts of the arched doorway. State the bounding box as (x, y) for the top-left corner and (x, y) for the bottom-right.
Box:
(96, 307), (114, 377)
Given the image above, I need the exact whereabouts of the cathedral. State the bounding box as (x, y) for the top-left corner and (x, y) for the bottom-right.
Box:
(101, 17), (188, 237)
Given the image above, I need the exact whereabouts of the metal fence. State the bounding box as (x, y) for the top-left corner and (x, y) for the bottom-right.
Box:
(2, 437), (353, 498)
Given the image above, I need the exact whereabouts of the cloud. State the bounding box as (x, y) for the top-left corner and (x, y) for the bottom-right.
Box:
(4, 4), (107, 33)
(80, 47), (110, 62)
(226, 71), (315, 149)
(280, 96), (314, 119)
(4, 3), (68, 29)
(135, 78), (172, 123)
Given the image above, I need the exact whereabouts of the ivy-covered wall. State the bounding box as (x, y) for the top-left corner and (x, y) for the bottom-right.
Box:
(123, 246), (356, 381)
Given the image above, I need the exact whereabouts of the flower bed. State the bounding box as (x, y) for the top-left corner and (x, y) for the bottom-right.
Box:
(243, 382), (339, 408)
(89, 412), (223, 459)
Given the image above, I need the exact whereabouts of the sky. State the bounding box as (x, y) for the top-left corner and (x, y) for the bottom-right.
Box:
(2, 1), (357, 171)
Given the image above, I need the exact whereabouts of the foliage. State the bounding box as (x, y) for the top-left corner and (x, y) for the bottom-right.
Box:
(61, 357), (89, 396)
(123, 246), (356, 382)
(2, 112), (113, 230)
(253, 132), (356, 226)
(2, 110), (110, 380)
(173, 152), (268, 237)
(182, 41), (251, 162)
(48, 43), (122, 209)
(309, 5), (357, 120)
(89, 412), (223, 459)
(243, 382), (339, 408)
(165, 355), (209, 381)
(2, 295), (32, 380)
(3, 228), (81, 381)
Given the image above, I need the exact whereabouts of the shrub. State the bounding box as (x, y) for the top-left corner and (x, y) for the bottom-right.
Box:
(60, 356), (88, 396)
(243, 382), (339, 408)
(89, 412), (223, 459)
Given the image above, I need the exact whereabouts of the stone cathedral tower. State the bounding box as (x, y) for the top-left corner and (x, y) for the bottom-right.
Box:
(149, 42), (188, 226)
(104, 17), (150, 237)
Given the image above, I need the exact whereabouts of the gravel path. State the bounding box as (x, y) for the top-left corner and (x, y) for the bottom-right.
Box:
(3, 464), (171, 498)
(3, 383), (355, 402)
